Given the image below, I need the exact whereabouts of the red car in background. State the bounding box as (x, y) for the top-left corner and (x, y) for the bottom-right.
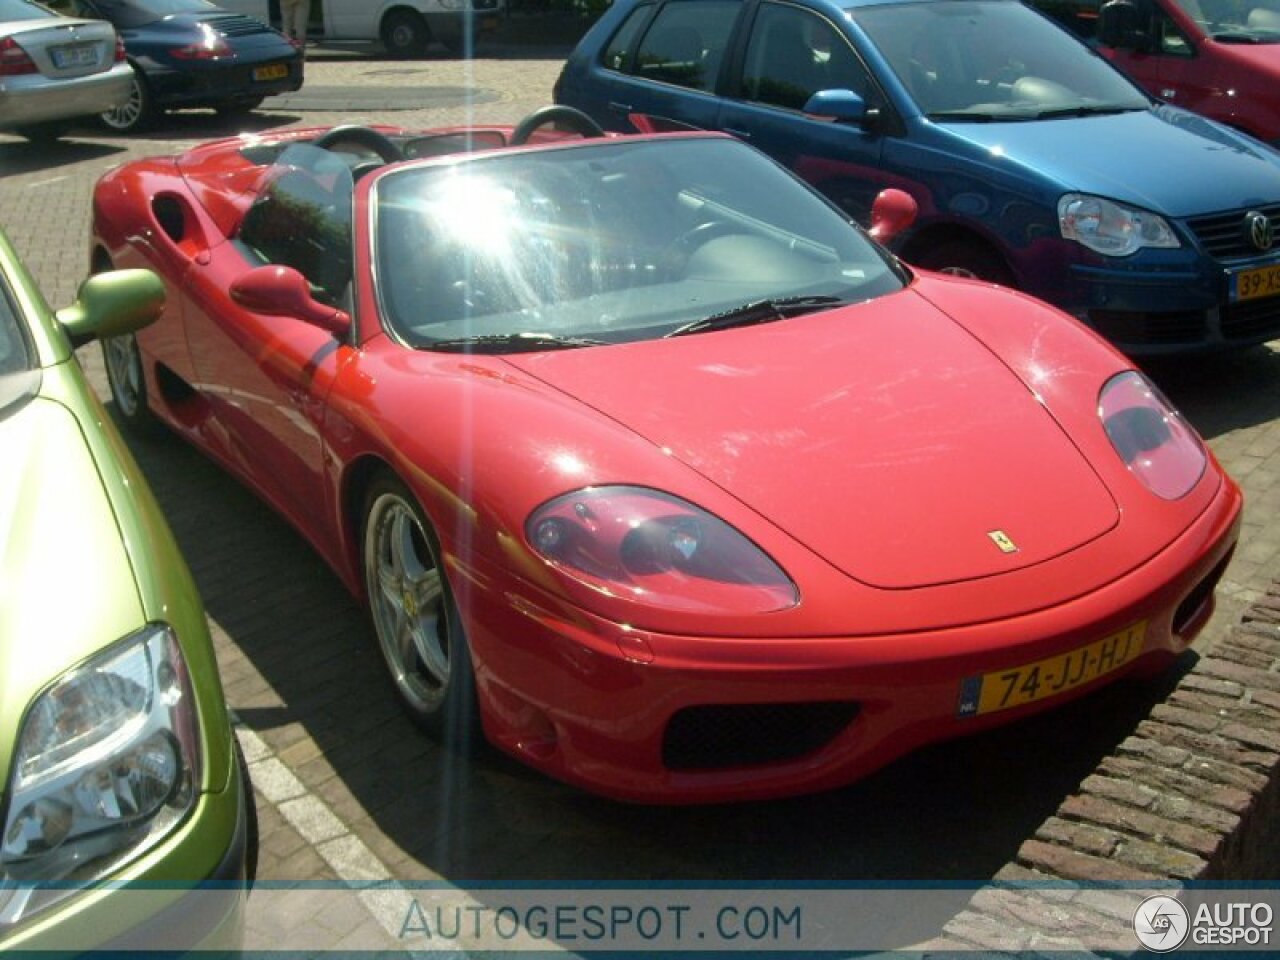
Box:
(1032, 0), (1280, 145)
(90, 107), (1241, 803)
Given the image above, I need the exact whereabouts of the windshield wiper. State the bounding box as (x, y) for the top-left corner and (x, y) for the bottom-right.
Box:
(427, 332), (607, 353)
(926, 111), (1007, 122)
(1033, 105), (1139, 120)
(665, 295), (846, 338)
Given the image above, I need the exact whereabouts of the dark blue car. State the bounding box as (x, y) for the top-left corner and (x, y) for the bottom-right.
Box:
(555, 0), (1280, 353)
(44, 0), (302, 131)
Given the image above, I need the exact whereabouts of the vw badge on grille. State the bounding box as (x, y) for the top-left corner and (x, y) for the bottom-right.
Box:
(1246, 211), (1274, 252)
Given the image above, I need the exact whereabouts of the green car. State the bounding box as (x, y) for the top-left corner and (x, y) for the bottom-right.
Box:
(0, 229), (251, 950)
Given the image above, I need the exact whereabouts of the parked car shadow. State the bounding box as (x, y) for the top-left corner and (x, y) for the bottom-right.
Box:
(0, 137), (126, 177)
(90, 109), (303, 141)
(105, 405), (1188, 949)
(1142, 342), (1280, 440)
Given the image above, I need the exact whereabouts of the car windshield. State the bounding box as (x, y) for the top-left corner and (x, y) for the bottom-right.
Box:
(0, 283), (32, 378)
(1170, 0), (1280, 40)
(852, 0), (1151, 119)
(373, 137), (904, 350)
(90, 0), (222, 26)
(0, 0), (56, 20)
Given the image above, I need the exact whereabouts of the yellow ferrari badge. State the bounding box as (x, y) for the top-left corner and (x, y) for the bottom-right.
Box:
(988, 530), (1018, 554)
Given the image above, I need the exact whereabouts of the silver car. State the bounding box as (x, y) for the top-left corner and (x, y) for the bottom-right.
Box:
(0, 0), (133, 140)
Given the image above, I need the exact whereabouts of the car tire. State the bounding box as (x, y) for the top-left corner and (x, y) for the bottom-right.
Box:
(102, 330), (165, 438)
(914, 239), (1016, 287)
(214, 96), (266, 116)
(15, 120), (73, 142)
(233, 735), (259, 887)
(101, 70), (156, 134)
(437, 31), (473, 57)
(380, 9), (430, 58)
(361, 473), (481, 750)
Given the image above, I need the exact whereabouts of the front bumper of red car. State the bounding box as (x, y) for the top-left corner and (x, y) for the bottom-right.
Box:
(464, 477), (1242, 804)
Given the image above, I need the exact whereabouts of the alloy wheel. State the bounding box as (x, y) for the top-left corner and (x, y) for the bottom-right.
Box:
(102, 74), (148, 132)
(103, 334), (144, 418)
(364, 490), (453, 715)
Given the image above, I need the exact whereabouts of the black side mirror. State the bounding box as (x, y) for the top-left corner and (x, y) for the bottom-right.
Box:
(1097, 0), (1153, 51)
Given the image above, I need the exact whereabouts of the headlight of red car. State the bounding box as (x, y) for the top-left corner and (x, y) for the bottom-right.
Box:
(527, 486), (798, 615)
(1099, 371), (1206, 500)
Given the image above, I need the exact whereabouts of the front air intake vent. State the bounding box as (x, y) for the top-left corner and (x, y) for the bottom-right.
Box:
(662, 701), (860, 771)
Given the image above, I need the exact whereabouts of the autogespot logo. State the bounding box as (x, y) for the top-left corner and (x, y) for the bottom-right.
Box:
(1134, 895), (1191, 953)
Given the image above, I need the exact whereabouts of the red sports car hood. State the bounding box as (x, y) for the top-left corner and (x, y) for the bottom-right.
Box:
(507, 288), (1120, 589)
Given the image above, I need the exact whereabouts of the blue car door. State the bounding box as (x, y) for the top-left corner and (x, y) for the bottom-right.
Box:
(715, 1), (890, 223)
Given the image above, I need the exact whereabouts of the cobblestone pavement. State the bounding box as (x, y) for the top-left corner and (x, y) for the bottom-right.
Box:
(2, 47), (1279, 950)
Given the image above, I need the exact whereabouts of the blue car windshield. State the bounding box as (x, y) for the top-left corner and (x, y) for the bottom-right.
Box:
(852, 0), (1151, 119)
(373, 137), (906, 350)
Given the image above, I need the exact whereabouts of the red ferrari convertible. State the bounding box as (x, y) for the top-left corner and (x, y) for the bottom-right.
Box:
(91, 106), (1241, 803)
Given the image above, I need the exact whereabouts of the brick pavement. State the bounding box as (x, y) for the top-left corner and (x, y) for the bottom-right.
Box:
(2, 46), (1279, 950)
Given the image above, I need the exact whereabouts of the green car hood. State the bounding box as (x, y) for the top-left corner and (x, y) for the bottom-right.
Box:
(0, 384), (145, 784)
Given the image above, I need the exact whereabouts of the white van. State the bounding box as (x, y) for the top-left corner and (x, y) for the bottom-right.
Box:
(221, 0), (505, 57)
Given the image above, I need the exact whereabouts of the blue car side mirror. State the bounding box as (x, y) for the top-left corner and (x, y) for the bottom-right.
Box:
(804, 89), (872, 124)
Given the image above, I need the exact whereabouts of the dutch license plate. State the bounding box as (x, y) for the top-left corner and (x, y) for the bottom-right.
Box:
(957, 621), (1146, 718)
(52, 43), (97, 69)
(1230, 262), (1280, 302)
(253, 63), (288, 82)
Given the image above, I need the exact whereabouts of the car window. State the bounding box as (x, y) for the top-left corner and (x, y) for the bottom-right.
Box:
(1171, 0), (1280, 38)
(1154, 6), (1196, 51)
(85, 0), (219, 27)
(853, 0), (1150, 118)
(1027, 0), (1101, 39)
(0, 282), (32, 378)
(40, 0), (98, 17)
(742, 3), (873, 111)
(237, 144), (355, 305)
(373, 137), (904, 350)
(602, 2), (654, 69)
(0, 0), (58, 20)
(631, 0), (739, 91)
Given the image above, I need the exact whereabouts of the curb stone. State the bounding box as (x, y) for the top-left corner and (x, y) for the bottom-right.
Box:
(920, 580), (1280, 953)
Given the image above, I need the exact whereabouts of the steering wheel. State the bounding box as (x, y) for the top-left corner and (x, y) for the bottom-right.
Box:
(311, 125), (404, 163)
(659, 220), (738, 274)
(509, 106), (606, 146)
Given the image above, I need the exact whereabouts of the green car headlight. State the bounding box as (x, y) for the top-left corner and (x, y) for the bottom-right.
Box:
(1, 624), (201, 922)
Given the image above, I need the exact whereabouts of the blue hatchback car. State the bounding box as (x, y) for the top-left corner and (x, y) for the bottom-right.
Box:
(555, 0), (1280, 353)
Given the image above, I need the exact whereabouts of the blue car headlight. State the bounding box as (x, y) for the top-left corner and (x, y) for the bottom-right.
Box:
(1059, 193), (1180, 257)
(1, 624), (201, 926)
